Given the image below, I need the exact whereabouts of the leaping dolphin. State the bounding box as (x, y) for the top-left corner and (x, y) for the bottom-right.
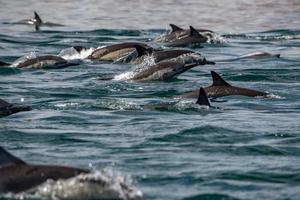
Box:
(130, 45), (196, 64)
(0, 98), (31, 117)
(9, 55), (80, 69)
(176, 71), (269, 99)
(87, 42), (152, 62)
(0, 146), (88, 193)
(122, 56), (213, 82)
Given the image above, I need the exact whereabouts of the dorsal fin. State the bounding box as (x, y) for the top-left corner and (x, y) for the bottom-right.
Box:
(196, 87), (211, 107)
(169, 24), (184, 33)
(189, 26), (201, 37)
(0, 98), (11, 108)
(134, 45), (152, 57)
(211, 71), (231, 87)
(33, 11), (42, 31)
(0, 146), (26, 166)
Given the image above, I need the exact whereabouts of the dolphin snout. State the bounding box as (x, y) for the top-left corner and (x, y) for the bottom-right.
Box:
(203, 58), (215, 65)
(196, 58), (215, 65)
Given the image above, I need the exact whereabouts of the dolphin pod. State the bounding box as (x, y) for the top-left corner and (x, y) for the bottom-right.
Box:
(0, 98), (31, 117)
(176, 71), (269, 99)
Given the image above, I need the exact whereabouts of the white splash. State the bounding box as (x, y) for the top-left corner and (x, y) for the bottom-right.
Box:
(59, 47), (95, 60)
(54, 102), (80, 108)
(206, 32), (228, 44)
(265, 93), (284, 99)
(95, 98), (141, 110)
(113, 56), (156, 81)
(10, 52), (38, 67)
(27, 171), (143, 200)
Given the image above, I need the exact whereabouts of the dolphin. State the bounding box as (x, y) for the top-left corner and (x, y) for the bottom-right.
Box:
(130, 45), (196, 64)
(0, 98), (31, 117)
(126, 58), (211, 81)
(0, 146), (88, 193)
(87, 42), (152, 62)
(5, 11), (64, 31)
(155, 25), (213, 46)
(176, 71), (269, 99)
(10, 55), (79, 69)
(213, 51), (281, 62)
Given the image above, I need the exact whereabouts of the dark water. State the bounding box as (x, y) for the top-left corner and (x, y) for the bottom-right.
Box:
(1, 1), (300, 200)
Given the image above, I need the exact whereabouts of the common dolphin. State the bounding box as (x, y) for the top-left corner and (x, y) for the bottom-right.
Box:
(176, 71), (269, 99)
(0, 146), (88, 193)
(155, 25), (213, 46)
(10, 55), (79, 69)
(122, 56), (213, 81)
(130, 45), (196, 64)
(213, 51), (281, 62)
(87, 42), (152, 62)
(5, 11), (64, 31)
(0, 98), (31, 117)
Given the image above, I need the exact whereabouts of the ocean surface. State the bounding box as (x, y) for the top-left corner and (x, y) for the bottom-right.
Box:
(1, 0), (300, 199)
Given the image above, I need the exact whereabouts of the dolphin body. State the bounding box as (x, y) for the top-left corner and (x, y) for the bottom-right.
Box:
(125, 55), (213, 81)
(0, 98), (31, 117)
(176, 71), (269, 99)
(155, 24), (213, 47)
(9, 55), (79, 69)
(213, 51), (281, 62)
(87, 42), (152, 62)
(129, 45), (196, 64)
(0, 146), (88, 193)
(6, 11), (64, 31)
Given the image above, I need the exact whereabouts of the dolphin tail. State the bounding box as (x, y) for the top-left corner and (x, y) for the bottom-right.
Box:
(169, 24), (184, 32)
(196, 87), (211, 107)
(0, 146), (26, 166)
(211, 71), (231, 86)
(33, 11), (43, 31)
